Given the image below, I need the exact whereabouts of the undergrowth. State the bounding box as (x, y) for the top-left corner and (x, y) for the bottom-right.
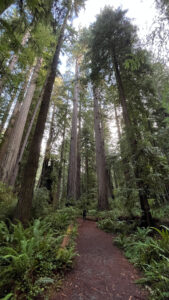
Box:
(0, 207), (78, 300)
(97, 204), (169, 300)
(114, 224), (169, 299)
(99, 218), (169, 300)
(0, 182), (17, 220)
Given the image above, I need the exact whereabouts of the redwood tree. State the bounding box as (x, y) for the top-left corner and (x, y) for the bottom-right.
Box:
(14, 1), (74, 222)
(0, 58), (42, 185)
(67, 58), (79, 201)
(90, 7), (153, 225)
(93, 84), (109, 210)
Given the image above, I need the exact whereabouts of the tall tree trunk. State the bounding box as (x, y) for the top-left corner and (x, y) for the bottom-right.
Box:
(0, 91), (17, 134)
(53, 124), (66, 207)
(53, 97), (69, 207)
(113, 169), (118, 188)
(113, 52), (153, 226)
(93, 84), (109, 210)
(40, 106), (55, 197)
(0, 30), (30, 96)
(85, 145), (89, 197)
(100, 107), (114, 200)
(0, 66), (33, 134)
(76, 100), (81, 200)
(10, 89), (42, 186)
(14, 12), (69, 223)
(67, 59), (79, 201)
(0, 58), (42, 185)
(0, 100), (22, 164)
(107, 167), (114, 199)
(61, 145), (67, 200)
(114, 103), (121, 140)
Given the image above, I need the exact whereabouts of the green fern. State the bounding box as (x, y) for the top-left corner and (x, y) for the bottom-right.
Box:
(0, 293), (14, 300)
(152, 226), (169, 250)
(0, 209), (77, 299)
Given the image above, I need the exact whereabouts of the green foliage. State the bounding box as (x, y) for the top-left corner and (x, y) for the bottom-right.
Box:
(0, 208), (77, 299)
(97, 205), (138, 234)
(114, 225), (169, 299)
(152, 225), (169, 249)
(32, 187), (50, 218)
(98, 217), (135, 234)
(0, 182), (17, 220)
(43, 207), (78, 233)
(88, 209), (97, 216)
(98, 218), (115, 233)
(152, 205), (169, 220)
(56, 247), (77, 270)
(1, 293), (14, 300)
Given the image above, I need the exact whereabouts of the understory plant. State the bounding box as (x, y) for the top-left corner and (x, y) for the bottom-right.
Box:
(0, 181), (17, 220)
(98, 216), (136, 234)
(0, 208), (78, 299)
(114, 225), (169, 300)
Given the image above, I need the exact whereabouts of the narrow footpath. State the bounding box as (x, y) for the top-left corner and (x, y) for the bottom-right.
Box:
(51, 219), (148, 300)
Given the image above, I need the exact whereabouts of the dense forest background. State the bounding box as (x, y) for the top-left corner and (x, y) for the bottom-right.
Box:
(0, 0), (169, 299)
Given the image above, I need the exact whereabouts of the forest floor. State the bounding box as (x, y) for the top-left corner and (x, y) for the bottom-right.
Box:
(50, 219), (148, 300)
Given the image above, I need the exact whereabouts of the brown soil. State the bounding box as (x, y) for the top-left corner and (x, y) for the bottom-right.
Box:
(50, 219), (148, 300)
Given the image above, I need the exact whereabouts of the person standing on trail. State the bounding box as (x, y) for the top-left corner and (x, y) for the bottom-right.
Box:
(83, 209), (87, 220)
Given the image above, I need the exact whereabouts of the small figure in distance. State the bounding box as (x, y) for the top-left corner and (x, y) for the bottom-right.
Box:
(83, 208), (87, 221)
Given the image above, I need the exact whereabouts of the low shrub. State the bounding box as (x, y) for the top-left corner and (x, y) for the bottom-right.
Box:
(114, 225), (169, 299)
(0, 208), (77, 299)
(32, 187), (50, 218)
(98, 218), (115, 232)
(98, 217), (136, 234)
(88, 209), (98, 217)
(0, 182), (17, 220)
(152, 204), (169, 220)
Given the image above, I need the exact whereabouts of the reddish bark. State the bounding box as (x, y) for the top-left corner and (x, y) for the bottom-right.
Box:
(10, 88), (43, 186)
(0, 58), (42, 185)
(93, 85), (109, 210)
(14, 12), (69, 223)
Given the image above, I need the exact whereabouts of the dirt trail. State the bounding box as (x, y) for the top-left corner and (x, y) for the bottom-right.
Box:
(51, 219), (147, 300)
